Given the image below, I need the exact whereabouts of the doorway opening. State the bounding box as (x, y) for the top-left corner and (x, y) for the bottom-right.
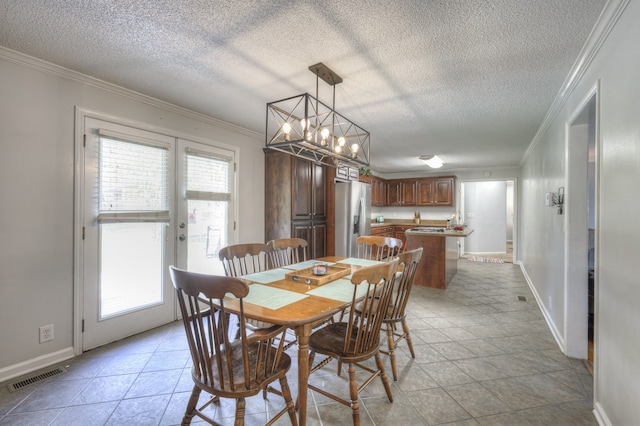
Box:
(458, 179), (515, 263)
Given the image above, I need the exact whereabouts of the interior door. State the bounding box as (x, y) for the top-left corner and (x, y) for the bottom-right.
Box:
(82, 117), (176, 350)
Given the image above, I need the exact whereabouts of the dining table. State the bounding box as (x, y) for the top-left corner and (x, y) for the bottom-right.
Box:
(230, 255), (385, 426)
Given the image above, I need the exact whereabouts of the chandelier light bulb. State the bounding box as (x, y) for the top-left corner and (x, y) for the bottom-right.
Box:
(350, 143), (359, 158)
(320, 128), (330, 146)
(338, 136), (346, 146)
(282, 122), (291, 141)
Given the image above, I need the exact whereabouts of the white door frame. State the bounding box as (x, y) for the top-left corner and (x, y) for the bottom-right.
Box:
(563, 81), (600, 360)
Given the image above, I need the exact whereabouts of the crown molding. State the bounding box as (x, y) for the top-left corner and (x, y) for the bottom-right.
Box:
(0, 46), (262, 140)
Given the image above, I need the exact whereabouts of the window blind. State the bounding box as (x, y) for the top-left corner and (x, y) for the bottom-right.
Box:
(185, 149), (232, 202)
(98, 135), (170, 223)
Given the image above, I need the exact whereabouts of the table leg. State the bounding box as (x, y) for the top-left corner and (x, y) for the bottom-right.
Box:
(296, 323), (312, 426)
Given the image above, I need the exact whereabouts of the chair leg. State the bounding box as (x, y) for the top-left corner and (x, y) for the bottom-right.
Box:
(386, 323), (398, 381)
(279, 376), (299, 426)
(347, 363), (360, 426)
(235, 397), (246, 425)
(402, 318), (415, 358)
(182, 385), (202, 425)
(375, 352), (393, 402)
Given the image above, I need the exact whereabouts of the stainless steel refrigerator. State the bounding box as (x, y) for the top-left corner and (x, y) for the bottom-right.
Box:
(335, 181), (372, 257)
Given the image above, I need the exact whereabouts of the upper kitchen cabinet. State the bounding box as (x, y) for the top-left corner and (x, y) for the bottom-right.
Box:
(371, 176), (387, 207)
(387, 179), (416, 206)
(336, 164), (359, 182)
(417, 176), (455, 206)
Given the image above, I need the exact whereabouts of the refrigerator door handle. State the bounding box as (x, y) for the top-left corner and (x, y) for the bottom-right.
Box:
(354, 197), (365, 235)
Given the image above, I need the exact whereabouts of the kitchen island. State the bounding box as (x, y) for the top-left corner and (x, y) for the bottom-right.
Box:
(404, 227), (474, 289)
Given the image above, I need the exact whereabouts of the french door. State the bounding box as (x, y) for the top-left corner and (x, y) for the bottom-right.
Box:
(81, 116), (234, 350)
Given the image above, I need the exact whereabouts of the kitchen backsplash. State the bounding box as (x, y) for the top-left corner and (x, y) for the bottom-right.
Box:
(371, 206), (456, 221)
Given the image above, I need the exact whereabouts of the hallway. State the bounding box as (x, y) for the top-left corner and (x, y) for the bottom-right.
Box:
(0, 260), (595, 425)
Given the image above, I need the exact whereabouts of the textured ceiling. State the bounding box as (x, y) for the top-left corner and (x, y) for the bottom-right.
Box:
(0, 0), (607, 174)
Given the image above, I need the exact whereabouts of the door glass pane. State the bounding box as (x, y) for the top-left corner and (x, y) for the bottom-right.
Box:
(187, 199), (227, 274)
(185, 150), (231, 275)
(101, 222), (164, 317)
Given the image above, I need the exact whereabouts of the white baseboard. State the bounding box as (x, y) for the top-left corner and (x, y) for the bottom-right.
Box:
(517, 262), (566, 352)
(0, 347), (74, 384)
(593, 401), (612, 426)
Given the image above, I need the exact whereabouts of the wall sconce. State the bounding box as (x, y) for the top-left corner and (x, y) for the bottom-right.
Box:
(546, 187), (564, 214)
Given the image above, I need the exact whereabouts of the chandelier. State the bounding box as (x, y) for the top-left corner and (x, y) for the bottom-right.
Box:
(265, 63), (370, 167)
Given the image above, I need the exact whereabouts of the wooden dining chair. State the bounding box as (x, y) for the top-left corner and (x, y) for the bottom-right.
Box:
(219, 243), (294, 347)
(379, 248), (423, 381)
(169, 266), (298, 426)
(267, 238), (308, 268)
(219, 243), (272, 277)
(356, 235), (403, 261)
(306, 258), (400, 426)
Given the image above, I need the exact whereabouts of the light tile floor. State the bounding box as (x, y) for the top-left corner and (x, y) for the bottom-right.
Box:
(0, 260), (596, 425)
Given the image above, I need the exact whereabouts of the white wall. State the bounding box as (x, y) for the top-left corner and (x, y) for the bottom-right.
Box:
(519, 0), (640, 423)
(0, 50), (265, 379)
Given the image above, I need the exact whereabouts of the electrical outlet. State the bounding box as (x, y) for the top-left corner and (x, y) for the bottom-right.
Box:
(39, 324), (54, 343)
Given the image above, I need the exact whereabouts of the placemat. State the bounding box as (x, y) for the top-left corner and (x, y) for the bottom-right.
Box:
(305, 278), (369, 303)
(241, 268), (289, 284)
(336, 258), (384, 267)
(238, 284), (308, 310)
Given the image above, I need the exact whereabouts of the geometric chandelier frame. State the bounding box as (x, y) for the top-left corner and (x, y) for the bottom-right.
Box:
(265, 63), (370, 168)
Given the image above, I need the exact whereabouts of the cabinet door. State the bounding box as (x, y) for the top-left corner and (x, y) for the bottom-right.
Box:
(387, 180), (402, 206)
(292, 221), (326, 258)
(417, 178), (434, 206)
(401, 180), (417, 205)
(292, 157), (327, 220)
(377, 179), (387, 206)
(310, 222), (327, 258)
(312, 163), (327, 220)
(433, 177), (454, 206)
(292, 157), (313, 220)
(394, 226), (412, 247)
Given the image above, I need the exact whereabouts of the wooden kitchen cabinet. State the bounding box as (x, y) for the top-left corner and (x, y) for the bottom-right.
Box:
(432, 176), (455, 205)
(371, 176), (387, 206)
(393, 225), (414, 247)
(264, 151), (328, 258)
(291, 156), (327, 222)
(387, 179), (416, 206)
(370, 225), (394, 237)
(417, 176), (455, 206)
(337, 164), (359, 182)
(292, 221), (327, 259)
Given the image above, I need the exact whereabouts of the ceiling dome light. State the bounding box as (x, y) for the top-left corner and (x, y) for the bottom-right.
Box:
(419, 154), (443, 168)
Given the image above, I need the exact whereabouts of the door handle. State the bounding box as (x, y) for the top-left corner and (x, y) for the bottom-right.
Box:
(179, 234), (186, 241)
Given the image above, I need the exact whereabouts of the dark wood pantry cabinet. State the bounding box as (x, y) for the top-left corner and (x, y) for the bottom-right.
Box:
(264, 151), (328, 259)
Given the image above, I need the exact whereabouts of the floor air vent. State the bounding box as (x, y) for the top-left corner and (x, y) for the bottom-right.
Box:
(517, 296), (528, 302)
(7, 366), (67, 392)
